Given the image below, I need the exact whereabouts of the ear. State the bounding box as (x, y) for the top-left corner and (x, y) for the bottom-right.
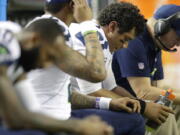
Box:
(67, 1), (74, 12)
(17, 31), (41, 50)
(69, 1), (74, 8)
(108, 21), (118, 33)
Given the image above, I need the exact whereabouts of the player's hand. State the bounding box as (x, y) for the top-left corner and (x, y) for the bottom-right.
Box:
(75, 115), (114, 135)
(144, 102), (174, 124)
(110, 97), (141, 113)
(72, 0), (93, 22)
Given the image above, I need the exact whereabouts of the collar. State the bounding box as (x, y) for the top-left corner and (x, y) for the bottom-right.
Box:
(142, 26), (161, 52)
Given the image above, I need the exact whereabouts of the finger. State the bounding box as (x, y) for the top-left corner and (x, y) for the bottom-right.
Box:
(120, 105), (133, 113)
(104, 125), (114, 135)
(162, 106), (174, 114)
(159, 115), (167, 123)
(132, 101), (141, 113)
(137, 101), (141, 113)
(72, 0), (78, 5)
(73, 0), (81, 6)
(77, 0), (85, 6)
(86, 115), (101, 121)
(80, 0), (87, 5)
(160, 110), (169, 118)
(132, 102), (138, 112)
(126, 100), (139, 113)
(155, 118), (163, 125)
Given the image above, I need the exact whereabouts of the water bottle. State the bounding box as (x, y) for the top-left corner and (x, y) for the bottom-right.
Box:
(146, 89), (175, 132)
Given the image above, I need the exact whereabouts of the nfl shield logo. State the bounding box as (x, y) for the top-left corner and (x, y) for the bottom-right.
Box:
(138, 62), (144, 70)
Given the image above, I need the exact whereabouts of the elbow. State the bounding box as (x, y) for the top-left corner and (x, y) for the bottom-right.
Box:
(135, 86), (152, 100)
(6, 112), (33, 130)
(89, 70), (107, 83)
(6, 120), (26, 130)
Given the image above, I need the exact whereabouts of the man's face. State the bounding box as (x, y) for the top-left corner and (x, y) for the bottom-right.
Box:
(158, 29), (180, 50)
(19, 32), (65, 71)
(33, 35), (66, 69)
(107, 27), (136, 52)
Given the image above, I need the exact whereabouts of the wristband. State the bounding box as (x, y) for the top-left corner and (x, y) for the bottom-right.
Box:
(95, 97), (112, 110)
(136, 99), (146, 114)
(95, 97), (100, 109)
(83, 30), (97, 37)
(80, 20), (97, 36)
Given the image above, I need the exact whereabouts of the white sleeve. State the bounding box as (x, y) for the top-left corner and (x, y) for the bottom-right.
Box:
(69, 23), (103, 94)
(102, 59), (117, 90)
(71, 77), (102, 95)
(14, 79), (40, 112)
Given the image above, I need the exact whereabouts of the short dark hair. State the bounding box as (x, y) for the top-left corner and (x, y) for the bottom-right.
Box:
(25, 18), (64, 43)
(45, 0), (71, 14)
(98, 2), (146, 36)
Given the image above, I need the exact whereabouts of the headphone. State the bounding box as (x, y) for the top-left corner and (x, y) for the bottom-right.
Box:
(154, 12), (180, 52)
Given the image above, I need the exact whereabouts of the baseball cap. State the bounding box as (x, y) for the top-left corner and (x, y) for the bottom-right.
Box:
(46, 0), (70, 3)
(154, 4), (180, 36)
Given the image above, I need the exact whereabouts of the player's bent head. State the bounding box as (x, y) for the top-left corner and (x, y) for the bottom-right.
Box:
(18, 19), (65, 72)
(24, 18), (64, 45)
(98, 1), (146, 37)
(45, 0), (72, 14)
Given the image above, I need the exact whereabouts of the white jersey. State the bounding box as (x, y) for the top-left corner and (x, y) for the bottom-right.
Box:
(26, 14), (73, 47)
(0, 21), (21, 66)
(0, 21), (22, 82)
(27, 15), (72, 120)
(0, 21), (40, 112)
(69, 21), (117, 94)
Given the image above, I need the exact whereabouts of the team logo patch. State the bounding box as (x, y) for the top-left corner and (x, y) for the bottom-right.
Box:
(138, 62), (144, 70)
(155, 58), (157, 62)
(0, 46), (8, 54)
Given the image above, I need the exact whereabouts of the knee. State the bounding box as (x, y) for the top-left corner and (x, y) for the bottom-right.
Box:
(130, 113), (145, 126)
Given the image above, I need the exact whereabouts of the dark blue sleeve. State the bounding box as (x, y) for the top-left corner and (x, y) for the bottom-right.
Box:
(113, 39), (151, 78)
(152, 52), (164, 80)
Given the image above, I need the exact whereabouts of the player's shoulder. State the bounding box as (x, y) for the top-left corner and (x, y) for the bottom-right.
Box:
(69, 23), (81, 36)
(27, 14), (67, 29)
(0, 21), (21, 33)
(125, 37), (146, 54)
(0, 21), (21, 66)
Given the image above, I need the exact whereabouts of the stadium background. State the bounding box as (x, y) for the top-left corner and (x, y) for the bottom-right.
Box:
(1, 0), (180, 90)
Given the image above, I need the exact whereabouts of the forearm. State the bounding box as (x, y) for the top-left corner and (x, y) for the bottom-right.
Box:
(84, 32), (106, 81)
(135, 85), (180, 104)
(55, 41), (106, 82)
(71, 91), (96, 109)
(89, 88), (121, 99)
(135, 86), (162, 101)
(112, 86), (135, 99)
(0, 76), (29, 128)
(0, 78), (82, 133)
(25, 112), (81, 133)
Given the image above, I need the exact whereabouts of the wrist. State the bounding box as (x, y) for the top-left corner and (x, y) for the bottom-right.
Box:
(136, 99), (146, 114)
(80, 20), (97, 36)
(66, 119), (83, 134)
(95, 97), (112, 110)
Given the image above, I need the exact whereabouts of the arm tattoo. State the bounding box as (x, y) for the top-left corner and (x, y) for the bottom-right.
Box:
(70, 91), (96, 109)
(54, 32), (106, 82)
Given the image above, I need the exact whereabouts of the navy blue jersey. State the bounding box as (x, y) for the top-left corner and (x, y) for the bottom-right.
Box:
(112, 27), (164, 96)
